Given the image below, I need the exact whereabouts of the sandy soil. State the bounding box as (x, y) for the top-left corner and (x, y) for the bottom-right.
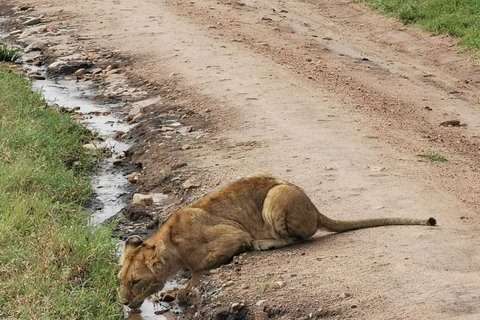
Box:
(4, 0), (480, 318)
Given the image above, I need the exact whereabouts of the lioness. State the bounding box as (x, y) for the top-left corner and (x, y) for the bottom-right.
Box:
(118, 172), (436, 308)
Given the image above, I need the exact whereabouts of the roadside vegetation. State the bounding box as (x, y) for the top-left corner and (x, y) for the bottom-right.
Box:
(0, 42), (21, 62)
(419, 151), (448, 163)
(357, 0), (480, 50)
(0, 65), (121, 319)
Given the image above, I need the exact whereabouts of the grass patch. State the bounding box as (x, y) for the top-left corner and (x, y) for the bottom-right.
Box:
(0, 43), (21, 62)
(0, 65), (121, 319)
(356, 0), (480, 50)
(419, 151), (448, 162)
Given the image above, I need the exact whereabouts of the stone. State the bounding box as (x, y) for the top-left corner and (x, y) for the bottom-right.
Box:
(113, 131), (127, 141)
(162, 294), (176, 303)
(23, 17), (42, 26)
(25, 41), (45, 52)
(178, 126), (193, 135)
(131, 113), (143, 123)
(105, 68), (119, 76)
(182, 179), (201, 189)
(268, 281), (285, 290)
(91, 68), (103, 75)
(132, 194), (154, 206)
(182, 144), (192, 150)
(171, 162), (188, 170)
(112, 158), (123, 165)
(161, 126), (174, 132)
(38, 24), (55, 33)
(74, 68), (86, 77)
(9, 30), (22, 36)
(28, 73), (45, 80)
(48, 61), (66, 70)
(127, 172), (141, 183)
(256, 300), (266, 307)
(83, 143), (107, 154)
(231, 303), (241, 309)
(440, 119), (461, 127)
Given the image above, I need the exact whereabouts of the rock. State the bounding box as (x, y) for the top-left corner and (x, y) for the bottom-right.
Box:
(127, 172), (141, 183)
(268, 281), (285, 290)
(28, 73), (45, 80)
(25, 41), (45, 52)
(105, 68), (119, 76)
(182, 144), (192, 150)
(256, 300), (266, 307)
(23, 17), (42, 26)
(112, 158), (123, 165)
(171, 162), (188, 170)
(161, 126), (175, 132)
(440, 119), (461, 127)
(83, 143), (107, 154)
(132, 194), (154, 206)
(231, 303), (241, 309)
(48, 61), (66, 70)
(162, 294), (176, 303)
(91, 68), (103, 75)
(74, 68), (86, 77)
(37, 24), (55, 33)
(182, 179), (201, 189)
(121, 203), (150, 221)
(113, 131), (127, 141)
(19, 5), (34, 10)
(9, 30), (22, 36)
(150, 193), (168, 203)
(25, 58), (34, 63)
(178, 126), (193, 135)
(131, 113), (143, 123)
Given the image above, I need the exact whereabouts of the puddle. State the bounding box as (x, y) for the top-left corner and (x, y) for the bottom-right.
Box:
(29, 70), (183, 320)
(31, 75), (133, 225)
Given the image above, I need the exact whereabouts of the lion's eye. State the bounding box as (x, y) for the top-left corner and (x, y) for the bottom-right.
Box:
(132, 279), (141, 286)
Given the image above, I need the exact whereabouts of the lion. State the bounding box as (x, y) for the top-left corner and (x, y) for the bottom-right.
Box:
(118, 172), (436, 308)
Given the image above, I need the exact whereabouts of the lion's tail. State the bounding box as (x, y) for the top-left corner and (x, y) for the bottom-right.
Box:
(317, 212), (436, 232)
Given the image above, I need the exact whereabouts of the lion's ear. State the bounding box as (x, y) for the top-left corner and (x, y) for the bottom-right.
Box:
(119, 235), (144, 266)
(146, 240), (167, 273)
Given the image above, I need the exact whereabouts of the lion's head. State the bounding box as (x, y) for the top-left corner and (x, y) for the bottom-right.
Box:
(117, 236), (170, 309)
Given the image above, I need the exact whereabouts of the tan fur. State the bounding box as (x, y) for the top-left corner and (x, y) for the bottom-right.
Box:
(118, 173), (436, 308)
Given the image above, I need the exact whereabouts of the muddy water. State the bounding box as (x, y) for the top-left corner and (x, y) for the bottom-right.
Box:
(29, 71), (182, 320)
(31, 77), (133, 225)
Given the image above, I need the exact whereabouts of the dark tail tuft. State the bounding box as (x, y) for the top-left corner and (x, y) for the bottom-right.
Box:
(427, 217), (437, 226)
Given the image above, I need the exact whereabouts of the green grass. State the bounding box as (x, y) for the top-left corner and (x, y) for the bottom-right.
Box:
(0, 43), (22, 62)
(357, 0), (480, 50)
(419, 150), (448, 162)
(0, 64), (122, 319)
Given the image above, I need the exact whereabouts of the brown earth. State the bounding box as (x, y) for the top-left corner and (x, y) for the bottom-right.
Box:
(3, 0), (480, 319)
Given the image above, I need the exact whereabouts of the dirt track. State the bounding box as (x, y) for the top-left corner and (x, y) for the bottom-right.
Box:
(5, 0), (480, 318)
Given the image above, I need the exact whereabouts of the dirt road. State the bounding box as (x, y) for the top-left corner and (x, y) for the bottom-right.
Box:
(6, 0), (480, 318)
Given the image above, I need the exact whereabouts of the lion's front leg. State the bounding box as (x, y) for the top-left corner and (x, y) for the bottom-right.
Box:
(176, 272), (203, 304)
(253, 238), (295, 251)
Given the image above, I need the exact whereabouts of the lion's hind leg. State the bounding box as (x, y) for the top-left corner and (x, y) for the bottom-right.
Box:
(262, 184), (319, 241)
